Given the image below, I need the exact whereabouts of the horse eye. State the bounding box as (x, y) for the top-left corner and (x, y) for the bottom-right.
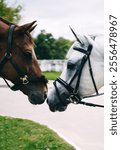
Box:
(23, 51), (32, 60)
(67, 62), (75, 69)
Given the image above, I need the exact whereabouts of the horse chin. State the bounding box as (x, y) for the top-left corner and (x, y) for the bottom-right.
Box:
(49, 105), (67, 112)
(56, 106), (67, 112)
(47, 99), (67, 112)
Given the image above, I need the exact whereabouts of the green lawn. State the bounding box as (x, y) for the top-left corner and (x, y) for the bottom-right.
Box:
(43, 71), (61, 80)
(0, 116), (75, 150)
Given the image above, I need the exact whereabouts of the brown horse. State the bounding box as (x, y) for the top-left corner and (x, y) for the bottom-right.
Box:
(0, 17), (48, 104)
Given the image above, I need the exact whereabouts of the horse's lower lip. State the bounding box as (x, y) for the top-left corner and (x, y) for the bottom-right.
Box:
(49, 105), (66, 112)
(49, 107), (66, 112)
(58, 107), (66, 112)
(50, 107), (56, 112)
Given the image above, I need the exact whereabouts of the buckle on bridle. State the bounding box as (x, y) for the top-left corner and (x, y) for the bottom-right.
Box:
(20, 75), (29, 85)
(5, 52), (12, 59)
(68, 93), (81, 104)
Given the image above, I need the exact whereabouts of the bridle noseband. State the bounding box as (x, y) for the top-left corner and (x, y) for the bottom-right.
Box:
(0, 24), (48, 91)
(53, 44), (104, 108)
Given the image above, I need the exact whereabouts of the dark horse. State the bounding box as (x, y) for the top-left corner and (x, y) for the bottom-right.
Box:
(0, 17), (48, 104)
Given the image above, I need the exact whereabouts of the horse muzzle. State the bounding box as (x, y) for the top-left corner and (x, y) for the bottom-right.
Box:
(46, 98), (67, 112)
(28, 91), (47, 105)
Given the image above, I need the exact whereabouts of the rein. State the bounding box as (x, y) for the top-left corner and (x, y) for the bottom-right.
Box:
(0, 24), (48, 91)
(53, 44), (104, 108)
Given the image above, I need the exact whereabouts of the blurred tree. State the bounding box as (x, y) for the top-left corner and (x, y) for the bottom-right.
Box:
(34, 30), (73, 59)
(34, 30), (56, 59)
(0, 0), (22, 23)
(54, 37), (73, 59)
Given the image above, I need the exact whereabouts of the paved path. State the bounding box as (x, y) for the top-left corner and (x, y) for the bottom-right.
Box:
(0, 79), (104, 150)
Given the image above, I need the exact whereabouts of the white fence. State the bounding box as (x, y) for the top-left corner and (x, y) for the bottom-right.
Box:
(38, 60), (67, 72)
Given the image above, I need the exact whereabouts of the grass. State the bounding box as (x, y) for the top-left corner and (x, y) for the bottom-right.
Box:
(43, 71), (61, 80)
(0, 116), (75, 150)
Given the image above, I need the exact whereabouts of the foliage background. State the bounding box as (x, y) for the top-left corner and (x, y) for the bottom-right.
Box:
(34, 30), (73, 59)
(0, 0), (21, 23)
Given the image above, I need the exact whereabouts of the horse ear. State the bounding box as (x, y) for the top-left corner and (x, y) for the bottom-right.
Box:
(89, 35), (96, 41)
(15, 21), (37, 34)
(28, 24), (37, 33)
(69, 26), (84, 46)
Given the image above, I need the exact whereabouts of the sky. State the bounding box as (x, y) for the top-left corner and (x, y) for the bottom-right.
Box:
(7, 0), (104, 39)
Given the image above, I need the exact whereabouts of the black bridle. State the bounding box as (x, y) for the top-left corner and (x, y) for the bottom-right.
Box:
(53, 44), (104, 108)
(0, 24), (48, 91)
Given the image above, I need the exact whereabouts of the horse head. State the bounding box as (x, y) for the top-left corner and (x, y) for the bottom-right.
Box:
(47, 34), (104, 112)
(0, 17), (48, 105)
